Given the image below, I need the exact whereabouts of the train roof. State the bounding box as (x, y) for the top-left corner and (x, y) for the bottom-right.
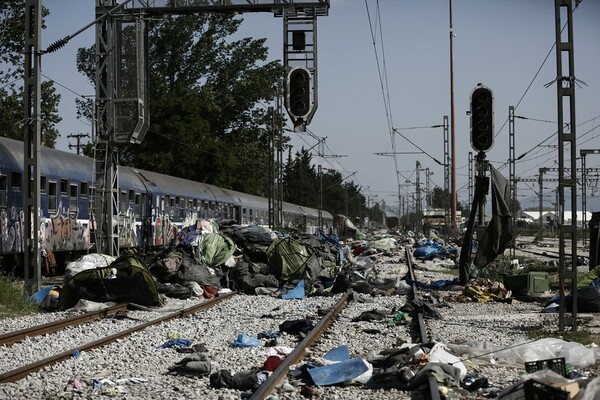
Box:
(0, 136), (331, 218)
(127, 167), (238, 205)
(222, 188), (268, 211)
(0, 136), (93, 183)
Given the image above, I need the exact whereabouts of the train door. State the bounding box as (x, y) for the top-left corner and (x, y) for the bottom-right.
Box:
(0, 174), (6, 208)
(141, 193), (152, 253)
(233, 205), (241, 224)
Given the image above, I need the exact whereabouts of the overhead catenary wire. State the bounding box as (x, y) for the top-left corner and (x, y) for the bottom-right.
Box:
(364, 0), (406, 188)
(44, 0), (135, 53)
(494, 4), (580, 140)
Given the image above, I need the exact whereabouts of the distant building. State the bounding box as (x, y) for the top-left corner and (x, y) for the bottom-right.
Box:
(520, 210), (593, 228)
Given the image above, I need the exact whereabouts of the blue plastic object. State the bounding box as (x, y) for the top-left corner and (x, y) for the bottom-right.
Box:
(230, 333), (261, 348)
(308, 358), (368, 386)
(323, 345), (350, 362)
(282, 280), (305, 299)
(29, 286), (53, 304)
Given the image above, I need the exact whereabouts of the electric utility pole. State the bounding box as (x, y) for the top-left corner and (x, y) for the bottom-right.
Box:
(68, 133), (90, 155)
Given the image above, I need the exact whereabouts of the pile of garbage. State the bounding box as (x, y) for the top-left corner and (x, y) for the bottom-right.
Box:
(33, 220), (414, 310)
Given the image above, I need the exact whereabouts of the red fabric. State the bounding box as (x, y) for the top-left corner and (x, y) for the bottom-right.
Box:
(202, 285), (218, 299)
(262, 356), (283, 372)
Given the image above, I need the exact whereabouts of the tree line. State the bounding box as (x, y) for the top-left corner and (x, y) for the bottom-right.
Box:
(0, 3), (378, 227)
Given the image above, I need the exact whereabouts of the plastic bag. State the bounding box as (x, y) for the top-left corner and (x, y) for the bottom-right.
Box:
(230, 333), (260, 348)
(447, 338), (595, 369)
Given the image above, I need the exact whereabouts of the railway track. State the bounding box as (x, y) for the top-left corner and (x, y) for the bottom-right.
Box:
(0, 303), (128, 347)
(5, 241), (591, 398)
(0, 292), (237, 384)
(251, 247), (441, 399)
(0, 248), (444, 399)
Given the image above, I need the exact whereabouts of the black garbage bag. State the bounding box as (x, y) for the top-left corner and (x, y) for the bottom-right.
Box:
(567, 286), (600, 312)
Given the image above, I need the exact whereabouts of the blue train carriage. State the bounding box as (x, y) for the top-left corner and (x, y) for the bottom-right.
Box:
(0, 135), (335, 273)
(222, 188), (270, 226)
(126, 168), (242, 248)
(0, 136), (93, 270)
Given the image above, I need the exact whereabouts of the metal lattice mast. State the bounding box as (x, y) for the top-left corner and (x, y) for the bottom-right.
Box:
(443, 115), (450, 230)
(554, 0), (578, 331)
(93, 0), (119, 256)
(415, 161), (422, 233)
(24, 0), (42, 291)
(509, 106), (516, 258)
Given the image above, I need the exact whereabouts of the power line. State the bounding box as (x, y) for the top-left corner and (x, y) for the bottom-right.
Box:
(364, 0), (403, 187)
(494, 6), (578, 139)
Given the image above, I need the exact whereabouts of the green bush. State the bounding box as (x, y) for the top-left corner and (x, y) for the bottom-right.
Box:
(0, 275), (39, 318)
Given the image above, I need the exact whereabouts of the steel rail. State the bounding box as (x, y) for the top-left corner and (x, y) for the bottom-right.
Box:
(405, 247), (441, 400)
(249, 290), (351, 400)
(0, 291), (237, 383)
(0, 303), (128, 346)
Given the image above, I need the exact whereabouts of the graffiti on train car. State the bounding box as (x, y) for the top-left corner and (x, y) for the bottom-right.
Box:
(154, 213), (178, 246)
(42, 202), (90, 251)
(118, 208), (138, 248)
(0, 206), (23, 254)
(182, 212), (198, 229)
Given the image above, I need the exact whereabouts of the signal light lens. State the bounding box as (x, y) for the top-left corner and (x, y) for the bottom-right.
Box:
(470, 86), (494, 152)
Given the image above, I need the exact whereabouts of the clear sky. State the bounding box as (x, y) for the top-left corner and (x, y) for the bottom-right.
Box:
(41, 0), (600, 214)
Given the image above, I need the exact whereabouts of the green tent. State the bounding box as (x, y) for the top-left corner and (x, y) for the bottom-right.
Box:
(60, 254), (163, 309)
(267, 237), (319, 281)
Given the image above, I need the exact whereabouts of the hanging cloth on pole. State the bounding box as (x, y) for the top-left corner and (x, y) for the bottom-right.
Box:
(474, 165), (514, 268)
(458, 175), (489, 284)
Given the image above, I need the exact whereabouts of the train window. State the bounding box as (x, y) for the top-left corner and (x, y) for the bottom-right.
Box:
(0, 175), (6, 207)
(128, 190), (135, 202)
(70, 184), (78, 209)
(188, 199), (193, 209)
(175, 196), (180, 207)
(40, 176), (47, 193)
(120, 191), (127, 211)
(60, 179), (68, 194)
(48, 181), (57, 211)
(11, 172), (22, 191)
(134, 193), (140, 205)
(80, 182), (88, 198)
(169, 196), (175, 207)
(193, 199), (198, 209)
(242, 208), (247, 224)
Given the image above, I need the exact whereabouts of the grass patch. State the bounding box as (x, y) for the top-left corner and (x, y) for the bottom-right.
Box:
(524, 324), (599, 346)
(0, 275), (39, 318)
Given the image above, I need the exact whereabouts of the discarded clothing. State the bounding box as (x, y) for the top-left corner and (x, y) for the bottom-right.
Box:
(279, 319), (314, 336)
(168, 352), (212, 377)
(262, 356), (283, 372)
(159, 338), (192, 349)
(209, 369), (259, 391)
(352, 309), (389, 322)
